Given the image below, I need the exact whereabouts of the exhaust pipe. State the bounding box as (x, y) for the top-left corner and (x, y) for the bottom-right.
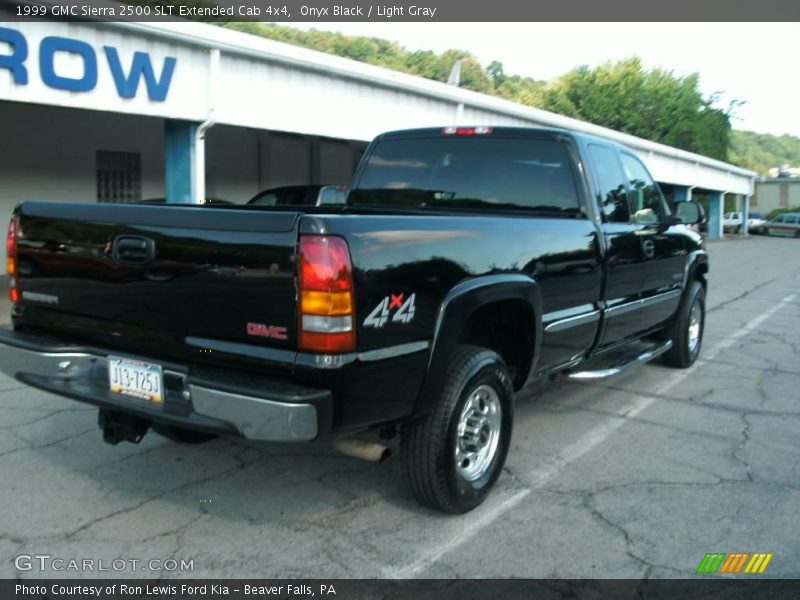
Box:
(333, 437), (391, 463)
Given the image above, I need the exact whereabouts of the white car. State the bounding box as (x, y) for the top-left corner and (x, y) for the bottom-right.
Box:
(722, 212), (767, 234)
(723, 212), (743, 233)
(747, 212), (767, 234)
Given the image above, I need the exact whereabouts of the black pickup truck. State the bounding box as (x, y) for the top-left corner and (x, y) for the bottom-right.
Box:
(0, 126), (707, 513)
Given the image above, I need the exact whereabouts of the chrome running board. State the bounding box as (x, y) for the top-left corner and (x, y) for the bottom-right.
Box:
(567, 340), (673, 380)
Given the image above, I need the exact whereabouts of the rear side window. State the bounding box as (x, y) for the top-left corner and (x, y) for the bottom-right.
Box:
(620, 153), (670, 225)
(350, 137), (581, 215)
(588, 144), (630, 223)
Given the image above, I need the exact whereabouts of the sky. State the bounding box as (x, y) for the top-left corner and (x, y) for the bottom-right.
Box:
(284, 22), (800, 138)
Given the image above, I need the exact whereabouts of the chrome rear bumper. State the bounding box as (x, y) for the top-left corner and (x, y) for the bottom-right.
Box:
(0, 326), (327, 442)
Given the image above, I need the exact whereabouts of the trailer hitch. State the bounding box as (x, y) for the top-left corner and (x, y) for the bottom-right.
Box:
(98, 409), (150, 445)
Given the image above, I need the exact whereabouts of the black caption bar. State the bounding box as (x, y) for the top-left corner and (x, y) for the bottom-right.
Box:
(4, 580), (800, 600)
(2, 0), (800, 22)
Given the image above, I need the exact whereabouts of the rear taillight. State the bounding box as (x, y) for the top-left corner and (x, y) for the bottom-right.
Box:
(6, 216), (19, 303)
(298, 235), (355, 353)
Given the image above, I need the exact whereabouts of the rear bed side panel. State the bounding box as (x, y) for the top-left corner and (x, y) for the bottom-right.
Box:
(301, 214), (603, 424)
(303, 215), (601, 353)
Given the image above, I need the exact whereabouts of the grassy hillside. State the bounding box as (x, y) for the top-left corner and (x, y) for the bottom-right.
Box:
(730, 130), (800, 175)
(223, 23), (546, 103)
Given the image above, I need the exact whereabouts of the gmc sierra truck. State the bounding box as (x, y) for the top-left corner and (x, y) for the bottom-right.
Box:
(0, 126), (707, 513)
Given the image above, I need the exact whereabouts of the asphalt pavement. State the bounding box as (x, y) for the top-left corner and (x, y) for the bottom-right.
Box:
(1, 234), (798, 579)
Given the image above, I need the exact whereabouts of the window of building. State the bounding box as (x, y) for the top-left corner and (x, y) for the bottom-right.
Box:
(96, 151), (141, 203)
(588, 144), (631, 223)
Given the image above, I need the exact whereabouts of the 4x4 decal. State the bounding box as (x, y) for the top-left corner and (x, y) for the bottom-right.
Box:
(364, 293), (416, 328)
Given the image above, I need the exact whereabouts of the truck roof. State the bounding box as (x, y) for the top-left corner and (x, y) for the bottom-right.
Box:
(376, 126), (629, 151)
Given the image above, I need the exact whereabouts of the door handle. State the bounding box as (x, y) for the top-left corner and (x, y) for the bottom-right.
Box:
(642, 239), (655, 259)
(112, 236), (156, 266)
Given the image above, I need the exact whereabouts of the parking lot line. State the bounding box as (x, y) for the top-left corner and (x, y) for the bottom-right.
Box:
(384, 290), (798, 578)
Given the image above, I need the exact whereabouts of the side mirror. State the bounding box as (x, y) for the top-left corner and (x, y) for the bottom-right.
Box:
(674, 201), (705, 225)
(316, 186), (349, 206)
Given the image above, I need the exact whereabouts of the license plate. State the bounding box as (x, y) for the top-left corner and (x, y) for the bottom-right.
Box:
(108, 356), (164, 404)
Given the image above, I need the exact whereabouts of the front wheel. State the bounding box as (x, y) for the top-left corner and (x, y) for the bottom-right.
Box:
(401, 345), (514, 513)
(662, 280), (705, 368)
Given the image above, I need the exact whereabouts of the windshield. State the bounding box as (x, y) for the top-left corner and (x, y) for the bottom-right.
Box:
(350, 136), (582, 215)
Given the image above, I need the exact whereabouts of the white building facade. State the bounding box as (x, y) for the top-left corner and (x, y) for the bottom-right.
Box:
(0, 18), (757, 263)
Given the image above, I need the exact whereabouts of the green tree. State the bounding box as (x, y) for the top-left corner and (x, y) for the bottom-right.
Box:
(729, 130), (800, 175)
(539, 58), (735, 160)
(486, 60), (506, 83)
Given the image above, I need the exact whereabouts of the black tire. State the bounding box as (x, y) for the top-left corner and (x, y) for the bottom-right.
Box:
(662, 280), (705, 368)
(401, 345), (514, 513)
(152, 423), (218, 444)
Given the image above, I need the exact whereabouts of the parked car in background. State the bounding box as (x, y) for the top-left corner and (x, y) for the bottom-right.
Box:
(723, 212), (743, 233)
(722, 211), (767, 234)
(747, 212), (767, 234)
(248, 185), (348, 207)
(766, 212), (800, 237)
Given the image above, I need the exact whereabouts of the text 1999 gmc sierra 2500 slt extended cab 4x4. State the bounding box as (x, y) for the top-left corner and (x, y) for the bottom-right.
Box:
(0, 126), (707, 513)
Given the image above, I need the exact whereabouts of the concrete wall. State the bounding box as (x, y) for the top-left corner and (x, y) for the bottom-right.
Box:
(753, 180), (800, 214)
(204, 126), (366, 203)
(0, 102), (367, 263)
(0, 102), (166, 249)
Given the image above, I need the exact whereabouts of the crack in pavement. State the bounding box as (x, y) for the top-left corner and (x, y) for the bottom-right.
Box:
(582, 381), (800, 422)
(707, 277), (778, 313)
(519, 397), (754, 448)
(0, 408), (94, 430)
(584, 493), (685, 578)
(64, 446), (259, 541)
(732, 413), (754, 482)
(547, 477), (800, 496)
(0, 427), (97, 460)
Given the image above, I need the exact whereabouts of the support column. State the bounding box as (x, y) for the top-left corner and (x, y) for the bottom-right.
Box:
(164, 119), (198, 204)
(673, 186), (690, 202)
(740, 194), (750, 236)
(708, 191), (724, 239)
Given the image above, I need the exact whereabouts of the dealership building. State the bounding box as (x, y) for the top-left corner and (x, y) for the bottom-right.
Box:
(0, 17), (757, 264)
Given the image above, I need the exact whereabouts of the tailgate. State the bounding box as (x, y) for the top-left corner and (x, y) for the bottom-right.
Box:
(15, 202), (300, 352)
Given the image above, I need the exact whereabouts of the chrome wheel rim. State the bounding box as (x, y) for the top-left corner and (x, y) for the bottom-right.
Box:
(688, 300), (702, 354)
(455, 384), (502, 482)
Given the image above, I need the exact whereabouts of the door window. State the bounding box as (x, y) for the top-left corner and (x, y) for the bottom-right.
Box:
(588, 144), (631, 223)
(620, 153), (669, 225)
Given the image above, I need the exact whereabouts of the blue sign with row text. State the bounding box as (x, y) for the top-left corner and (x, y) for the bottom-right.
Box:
(0, 27), (176, 101)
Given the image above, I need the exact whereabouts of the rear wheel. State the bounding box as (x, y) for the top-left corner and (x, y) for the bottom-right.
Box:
(401, 345), (514, 513)
(662, 280), (705, 368)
